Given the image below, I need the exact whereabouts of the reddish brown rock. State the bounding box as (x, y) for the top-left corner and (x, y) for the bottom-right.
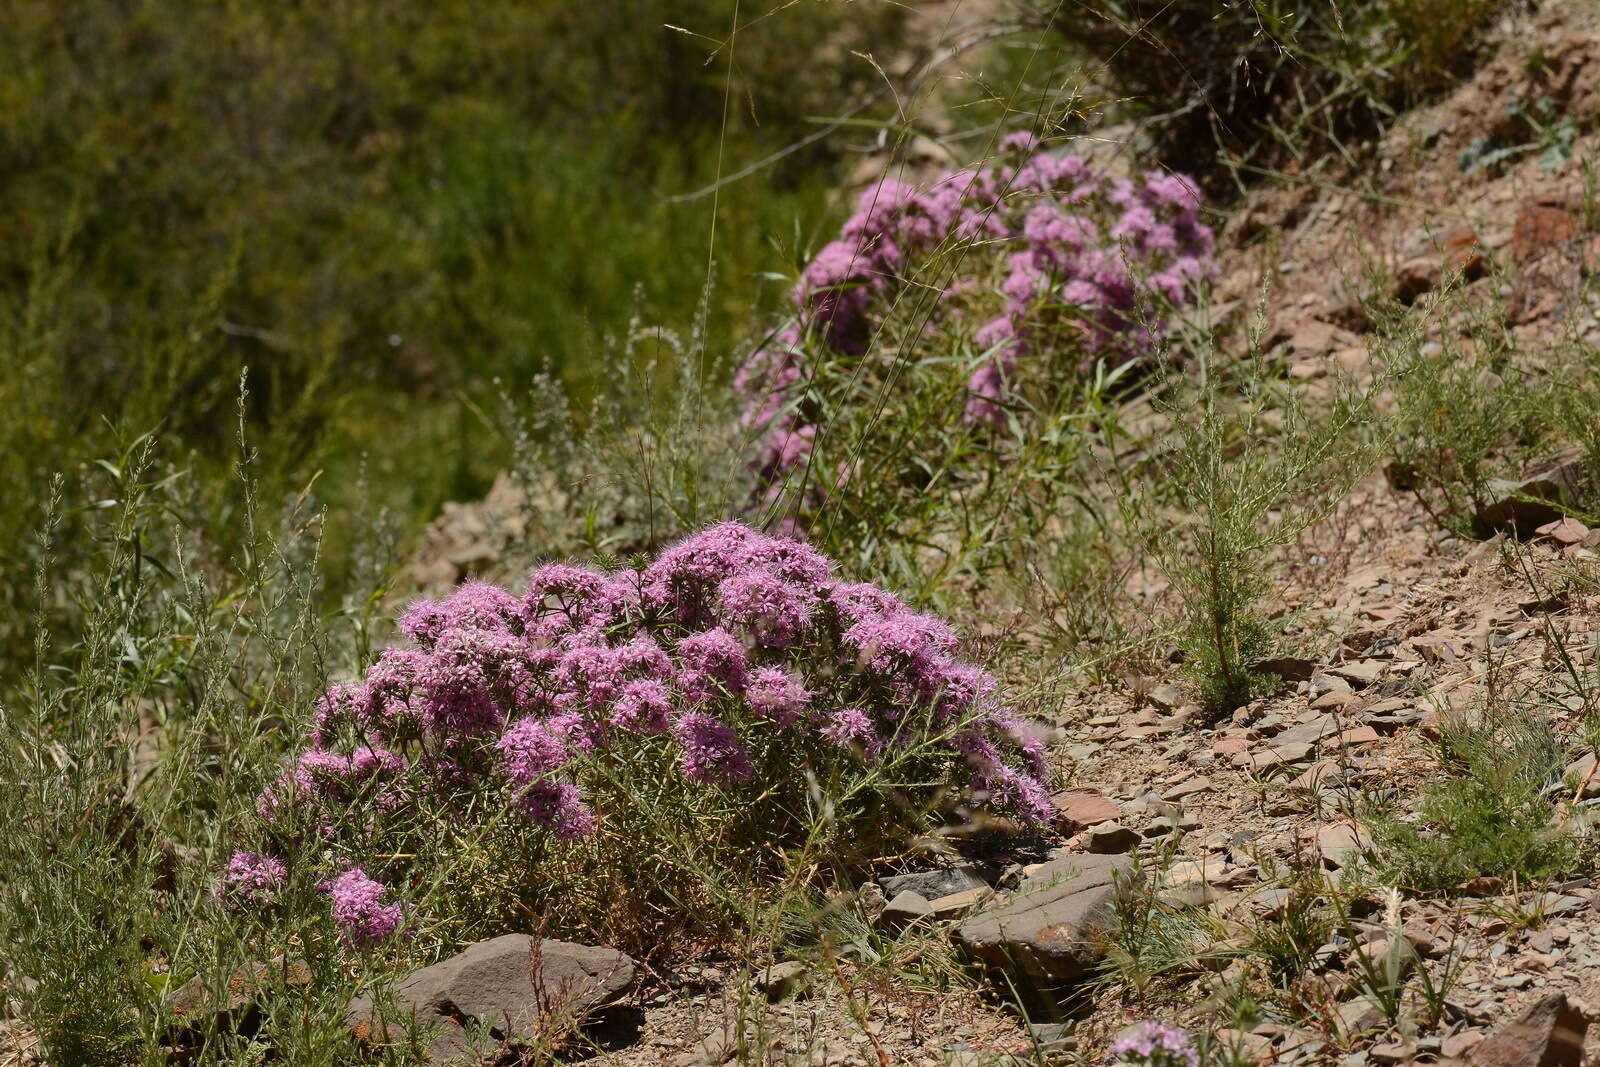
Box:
(1513, 200), (1582, 264)
(1535, 517), (1588, 546)
(1581, 234), (1600, 278)
(1478, 451), (1588, 536)
(1395, 256), (1442, 304)
(1468, 993), (1587, 1067)
(1051, 789), (1121, 832)
(1329, 660), (1384, 688)
(1083, 823), (1141, 854)
(1335, 726), (1380, 748)
(1312, 822), (1368, 869)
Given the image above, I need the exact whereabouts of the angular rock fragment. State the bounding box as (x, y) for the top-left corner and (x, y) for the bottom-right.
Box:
(1084, 823), (1141, 854)
(878, 864), (993, 901)
(952, 853), (1135, 984)
(1246, 656), (1317, 682)
(878, 891), (934, 932)
(1478, 452), (1587, 536)
(1050, 789), (1122, 832)
(1468, 992), (1587, 1067)
(1329, 660), (1384, 688)
(347, 935), (634, 1060)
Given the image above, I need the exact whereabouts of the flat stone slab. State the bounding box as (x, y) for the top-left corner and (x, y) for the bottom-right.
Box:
(879, 864), (993, 900)
(952, 853), (1136, 983)
(348, 935), (634, 1060)
(1051, 789), (1122, 831)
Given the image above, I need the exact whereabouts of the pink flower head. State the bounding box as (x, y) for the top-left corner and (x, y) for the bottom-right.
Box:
(524, 564), (609, 625)
(843, 611), (958, 681)
(826, 581), (908, 625)
(716, 570), (813, 648)
(965, 359), (1009, 427)
(611, 678), (674, 733)
(999, 130), (1040, 154)
(818, 707), (883, 758)
(402, 582), (522, 646)
(361, 646), (425, 738)
(496, 716), (571, 787)
(322, 868), (403, 950)
(673, 711), (755, 785)
(1108, 1022), (1200, 1067)
(675, 627), (750, 702)
(514, 780), (595, 839)
(218, 851), (286, 909)
(553, 640), (626, 709)
(745, 667), (811, 727)
(291, 746), (405, 805)
(312, 682), (369, 749)
(643, 523), (760, 622)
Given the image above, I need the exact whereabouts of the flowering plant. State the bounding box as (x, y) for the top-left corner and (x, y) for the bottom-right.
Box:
(224, 522), (1050, 949)
(736, 132), (1214, 487)
(1108, 1022), (1201, 1067)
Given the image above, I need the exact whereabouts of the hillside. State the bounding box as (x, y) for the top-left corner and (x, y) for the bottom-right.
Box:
(7, 2), (1600, 1066)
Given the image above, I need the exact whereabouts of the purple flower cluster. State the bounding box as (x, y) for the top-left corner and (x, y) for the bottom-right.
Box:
(737, 133), (1215, 478)
(229, 522), (1050, 947)
(216, 851), (286, 909)
(1107, 1022), (1200, 1067)
(321, 868), (405, 950)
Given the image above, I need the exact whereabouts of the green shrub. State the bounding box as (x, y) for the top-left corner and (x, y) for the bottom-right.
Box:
(1126, 320), (1382, 714)
(1367, 704), (1579, 894)
(0, 427), (393, 1063)
(1377, 275), (1600, 535)
(1018, 0), (1498, 180)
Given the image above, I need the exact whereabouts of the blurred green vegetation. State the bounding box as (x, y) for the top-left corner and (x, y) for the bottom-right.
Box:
(0, 0), (913, 657)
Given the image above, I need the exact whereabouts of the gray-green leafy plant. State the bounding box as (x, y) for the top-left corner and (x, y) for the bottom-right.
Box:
(1125, 307), (1383, 713)
(1366, 701), (1578, 894)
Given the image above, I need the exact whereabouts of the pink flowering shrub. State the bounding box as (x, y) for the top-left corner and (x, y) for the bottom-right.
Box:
(227, 522), (1050, 950)
(736, 132), (1214, 485)
(1108, 1022), (1200, 1067)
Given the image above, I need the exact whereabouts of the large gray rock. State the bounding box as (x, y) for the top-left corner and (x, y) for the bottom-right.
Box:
(879, 864), (993, 901)
(1469, 993), (1589, 1067)
(878, 890), (934, 933)
(348, 935), (635, 1061)
(952, 853), (1136, 983)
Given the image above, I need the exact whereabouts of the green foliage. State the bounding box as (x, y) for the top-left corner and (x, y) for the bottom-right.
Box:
(1378, 274), (1600, 535)
(1020, 0), (1497, 180)
(1366, 703), (1578, 894)
(1380, 284), (1539, 532)
(0, 0), (910, 685)
(1243, 857), (1338, 987)
(1126, 314), (1382, 714)
(493, 295), (761, 568)
(1095, 855), (1219, 998)
(1460, 92), (1580, 175)
(0, 425), (396, 1063)
(796, 330), (1141, 627)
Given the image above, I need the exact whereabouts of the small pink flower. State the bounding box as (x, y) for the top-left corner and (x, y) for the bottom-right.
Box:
(321, 868), (403, 949)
